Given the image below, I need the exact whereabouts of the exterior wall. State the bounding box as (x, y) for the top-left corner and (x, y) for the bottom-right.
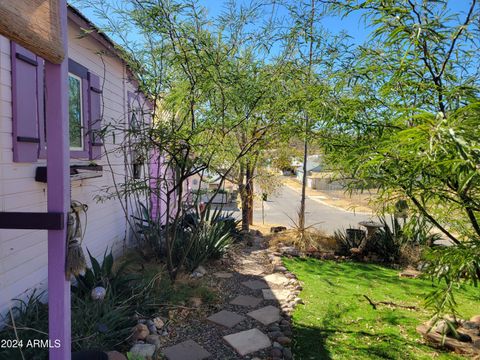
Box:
(0, 18), (139, 319)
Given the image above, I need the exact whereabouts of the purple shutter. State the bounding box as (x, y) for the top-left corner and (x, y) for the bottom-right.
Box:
(11, 42), (43, 162)
(88, 72), (102, 160)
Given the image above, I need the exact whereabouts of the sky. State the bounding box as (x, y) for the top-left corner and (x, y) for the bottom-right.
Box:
(72, 0), (474, 52)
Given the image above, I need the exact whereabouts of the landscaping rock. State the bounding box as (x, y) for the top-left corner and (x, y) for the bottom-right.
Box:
(268, 330), (283, 339)
(283, 347), (293, 359)
(129, 343), (156, 359)
(471, 315), (480, 325)
(272, 341), (282, 349)
(132, 323), (150, 341)
(223, 328), (271, 356)
(153, 317), (164, 329)
(191, 265), (207, 278)
(213, 271), (233, 279)
(277, 336), (292, 346)
(162, 340), (211, 360)
(271, 348), (283, 357)
(263, 273), (290, 286)
(274, 265), (287, 272)
(146, 320), (157, 335)
(190, 297), (202, 308)
(280, 246), (300, 256)
(146, 335), (161, 350)
(107, 351), (127, 360)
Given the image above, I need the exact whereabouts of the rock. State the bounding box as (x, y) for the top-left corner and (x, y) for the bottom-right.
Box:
(434, 320), (455, 335)
(270, 226), (287, 233)
(455, 332), (472, 343)
(462, 321), (479, 330)
(129, 343), (156, 358)
(283, 347), (293, 359)
(268, 324), (281, 332)
(470, 315), (480, 324)
(191, 265), (207, 278)
(146, 320), (157, 335)
(107, 351), (127, 360)
(280, 319), (290, 326)
(190, 297), (203, 307)
(277, 336), (292, 346)
(280, 246), (300, 257)
(268, 331), (283, 339)
(271, 348), (283, 357)
(272, 341), (282, 349)
(91, 286), (106, 301)
(283, 329), (293, 337)
(132, 323), (149, 341)
(274, 265), (287, 272)
(145, 334), (161, 350)
(293, 297), (304, 305)
(153, 317), (164, 329)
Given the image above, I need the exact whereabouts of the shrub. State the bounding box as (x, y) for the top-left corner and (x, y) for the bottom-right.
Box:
(334, 228), (365, 256)
(132, 202), (165, 259)
(176, 205), (237, 271)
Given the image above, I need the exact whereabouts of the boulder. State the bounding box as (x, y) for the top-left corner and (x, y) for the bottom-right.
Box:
(132, 323), (149, 341)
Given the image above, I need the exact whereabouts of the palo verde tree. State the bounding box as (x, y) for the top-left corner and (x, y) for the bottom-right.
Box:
(322, 0), (480, 316)
(78, 0), (289, 280)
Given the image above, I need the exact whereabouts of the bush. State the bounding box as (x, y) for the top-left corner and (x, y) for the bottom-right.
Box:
(334, 228), (365, 256)
(132, 202), (165, 259)
(176, 205), (238, 271)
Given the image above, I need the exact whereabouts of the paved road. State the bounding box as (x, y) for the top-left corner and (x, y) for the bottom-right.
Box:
(250, 185), (374, 235)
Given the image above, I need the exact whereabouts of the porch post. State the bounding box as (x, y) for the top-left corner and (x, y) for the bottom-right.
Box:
(45, 1), (70, 359)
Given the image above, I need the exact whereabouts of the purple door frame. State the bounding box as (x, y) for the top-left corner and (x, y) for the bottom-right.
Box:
(45, 1), (71, 359)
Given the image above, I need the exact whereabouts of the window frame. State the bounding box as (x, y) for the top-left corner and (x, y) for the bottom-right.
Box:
(39, 58), (90, 159)
(68, 72), (85, 151)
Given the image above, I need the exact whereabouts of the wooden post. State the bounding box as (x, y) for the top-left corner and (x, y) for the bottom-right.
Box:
(45, 1), (70, 359)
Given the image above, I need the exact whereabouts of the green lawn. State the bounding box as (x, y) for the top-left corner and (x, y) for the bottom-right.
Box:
(283, 258), (480, 360)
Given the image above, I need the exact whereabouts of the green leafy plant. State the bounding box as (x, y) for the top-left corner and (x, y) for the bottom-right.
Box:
(334, 228), (365, 256)
(177, 205), (237, 271)
(132, 202), (165, 258)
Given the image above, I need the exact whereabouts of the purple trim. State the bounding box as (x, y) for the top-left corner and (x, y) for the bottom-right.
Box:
(11, 43), (42, 162)
(88, 72), (102, 160)
(46, 1), (71, 358)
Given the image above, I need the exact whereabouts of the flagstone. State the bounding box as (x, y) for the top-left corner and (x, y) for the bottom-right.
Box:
(263, 273), (289, 286)
(207, 310), (245, 328)
(213, 271), (233, 279)
(241, 279), (269, 290)
(262, 289), (290, 301)
(247, 305), (281, 325)
(162, 340), (211, 360)
(223, 328), (271, 356)
(230, 295), (263, 307)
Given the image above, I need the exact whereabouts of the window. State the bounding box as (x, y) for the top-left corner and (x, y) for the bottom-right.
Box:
(68, 73), (84, 150)
(11, 42), (103, 163)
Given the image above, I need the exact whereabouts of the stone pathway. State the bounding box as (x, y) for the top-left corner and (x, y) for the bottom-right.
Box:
(155, 238), (302, 360)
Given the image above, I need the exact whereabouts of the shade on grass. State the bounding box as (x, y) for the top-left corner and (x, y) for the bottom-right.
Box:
(283, 258), (480, 360)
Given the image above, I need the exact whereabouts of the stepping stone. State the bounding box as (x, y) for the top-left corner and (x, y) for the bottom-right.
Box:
(239, 267), (264, 276)
(241, 280), (269, 290)
(247, 305), (281, 325)
(230, 295), (263, 307)
(263, 273), (289, 286)
(162, 339), (211, 360)
(262, 289), (290, 301)
(207, 310), (245, 328)
(223, 328), (271, 356)
(213, 271), (233, 279)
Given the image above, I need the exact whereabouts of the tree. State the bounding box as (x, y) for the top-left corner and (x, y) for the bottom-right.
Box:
(321, 0), (480, 315)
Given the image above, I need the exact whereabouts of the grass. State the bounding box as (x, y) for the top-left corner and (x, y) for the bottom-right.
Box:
(283, 258), (480, 360)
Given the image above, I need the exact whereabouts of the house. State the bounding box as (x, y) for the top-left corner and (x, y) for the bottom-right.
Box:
(0, 5), (149, 323)
(296, 155), (343, 190)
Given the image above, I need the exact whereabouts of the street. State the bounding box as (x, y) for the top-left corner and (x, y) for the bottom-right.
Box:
(249, 184), (374, 235)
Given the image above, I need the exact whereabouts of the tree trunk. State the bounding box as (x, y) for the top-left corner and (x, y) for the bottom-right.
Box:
(246, 162), (254, 225)
(239, 165), (250, 233)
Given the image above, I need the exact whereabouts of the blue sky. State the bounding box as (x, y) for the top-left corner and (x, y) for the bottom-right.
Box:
(73, 0), (474, 49)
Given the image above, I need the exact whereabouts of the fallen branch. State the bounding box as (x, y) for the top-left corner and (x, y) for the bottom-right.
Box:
(363, 295), (418, 310)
